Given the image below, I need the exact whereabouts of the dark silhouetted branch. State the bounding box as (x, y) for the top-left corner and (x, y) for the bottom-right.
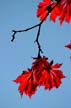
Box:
(11, 1), (61, 57)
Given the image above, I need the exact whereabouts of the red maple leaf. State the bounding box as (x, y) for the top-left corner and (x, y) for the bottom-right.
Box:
(13, 69), (37, 97)
(65, 43), (71, 50)
(37, 0), (71, 25)
(13, 56), (65, 98)
(32, 56), (65, 90)
(36, 0), (61, 22)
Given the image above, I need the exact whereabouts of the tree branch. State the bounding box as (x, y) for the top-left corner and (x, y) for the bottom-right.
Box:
(11, 0), (61, 57)
(11, 23), (41, 42)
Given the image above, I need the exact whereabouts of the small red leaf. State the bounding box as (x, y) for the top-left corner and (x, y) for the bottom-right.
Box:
(65, 43), (71, 50)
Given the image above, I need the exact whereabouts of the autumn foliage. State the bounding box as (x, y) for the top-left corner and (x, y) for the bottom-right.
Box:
(13, 56), (65, 97)
(12, 0), (71, 98)
(37, 0), (71, 25)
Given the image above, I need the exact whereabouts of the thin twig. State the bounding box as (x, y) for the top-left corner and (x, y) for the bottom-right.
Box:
(35, 23), (43, 57)
(11, 0), (60, 41)
(11, 0), (61, 57)
(11, 23), (41, 42)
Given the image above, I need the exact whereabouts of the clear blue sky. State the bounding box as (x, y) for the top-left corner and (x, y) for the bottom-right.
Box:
(0, 0), (71, 108)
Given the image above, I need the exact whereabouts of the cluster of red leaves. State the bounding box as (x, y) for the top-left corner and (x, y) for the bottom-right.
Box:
(13, 56), (65, 98)
(37, 0), (71, 25)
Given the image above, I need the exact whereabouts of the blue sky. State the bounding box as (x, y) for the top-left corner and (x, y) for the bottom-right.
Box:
(0, 0), (71, 108)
